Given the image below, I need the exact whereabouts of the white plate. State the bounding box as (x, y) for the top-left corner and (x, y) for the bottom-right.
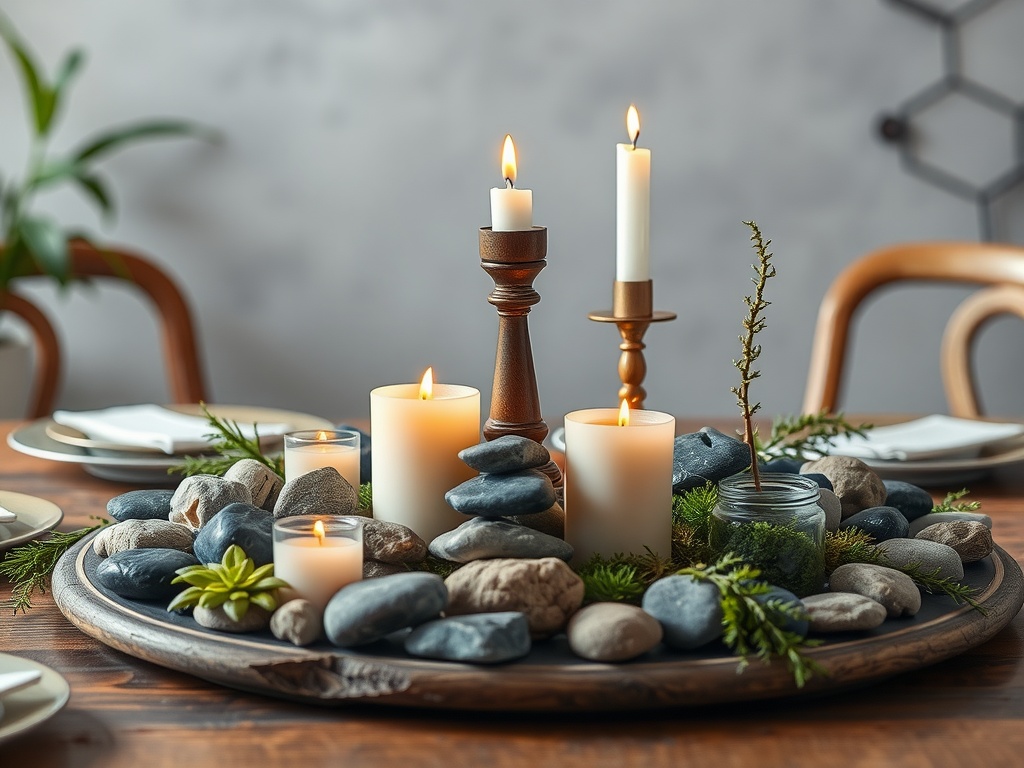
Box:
(0, 653), (70, 744)
(7, 405), (334, 485)
(0, 491), (63, 551)
(826, 415), (1024, 461)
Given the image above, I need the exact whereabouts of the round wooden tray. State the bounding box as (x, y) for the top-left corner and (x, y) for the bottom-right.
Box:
(52, 533), (1024, 712)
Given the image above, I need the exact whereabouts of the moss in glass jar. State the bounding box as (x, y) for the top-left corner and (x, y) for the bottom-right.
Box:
(711, 519), (825, 597)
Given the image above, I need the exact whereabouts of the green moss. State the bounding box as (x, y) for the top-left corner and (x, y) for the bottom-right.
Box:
(711, 519), (824, 597)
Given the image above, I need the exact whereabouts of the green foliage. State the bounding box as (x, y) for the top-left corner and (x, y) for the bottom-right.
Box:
(576, 557), (646, 603)
(896, 561), (982, 610)
(755, 411), (872, 463)
(711, 519), (825, 597)
(0, 517), (109, 613)
(931, 489), (982, 514)
(358, 482), (373, 511)
(824, 528), (884, 573)
(678, 554), (825, 689)
(168, 544), (288, 622)
(414, 554), (461, 580)
(170, 402), (285, 477)
(671, 485), (718, 565)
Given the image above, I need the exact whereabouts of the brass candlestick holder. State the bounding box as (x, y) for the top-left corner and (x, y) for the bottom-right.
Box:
(588, 280), (676, 410)
(479, 226), (562, 488)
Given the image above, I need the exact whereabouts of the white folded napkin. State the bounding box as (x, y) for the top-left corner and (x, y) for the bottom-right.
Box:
(0, 669), (42, 697)
(825, 415), (1024, 462)
(0, 505), (15, 524)
(52, 404), (289, 455)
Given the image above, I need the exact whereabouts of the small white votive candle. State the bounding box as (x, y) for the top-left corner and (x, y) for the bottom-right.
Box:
(272, 515), (363, 612)
(284, 429), (361, 491)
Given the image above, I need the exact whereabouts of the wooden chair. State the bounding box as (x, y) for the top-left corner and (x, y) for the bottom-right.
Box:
(0, 240), (208, 418)
(802, 241), (1024, 418)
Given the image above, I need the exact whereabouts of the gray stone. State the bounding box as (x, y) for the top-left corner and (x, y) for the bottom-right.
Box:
(429, 517), (573, 562)
(324, 572), (447, 647)
(193, 503), (274, 566)
(458, 436), (550, 474)
(270, 599), (322, 646)
(405, 612), (531, 664)
(107, 489), (174, 522)
(335, 423), (373, 485)
(362, 518), (427, 564)
(169, 476), (251, 531)
(838, 506), (910, 542)
(223, 459), (284, 513)
(908, 511), (992, 537)
(755, 586), (808, 637)
(883, 480), (934, 522)
(193, 604), (271, 633)
(800, 455), (886, 518)
(363, 560), (409, 579)
(92, 519), (194, 558)
(801, 592), (888, 632)
(95, 548), (199, 601)
(444, 557), (585, 638)
(567, 602), (663, 662)
(800, 473), (833, 491)
(828, 563), (921, 617)
(876, 537), (964, 581)
(760, 458), (802, 474)
(641, 574), (724, 650)
(273, 466), (359, 520)
(818, 488), (843, 532)
(509, 502), (565, 538)
(915, 520), (994, 563)
(672, 427), (750, 493)
(445, 470), (556, 517)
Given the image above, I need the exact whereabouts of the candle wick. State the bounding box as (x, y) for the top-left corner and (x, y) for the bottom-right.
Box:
(631, 131), (639, 151)
(505, 177), (514, 190)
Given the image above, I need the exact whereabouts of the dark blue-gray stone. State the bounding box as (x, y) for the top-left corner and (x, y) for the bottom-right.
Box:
(800, 472), (834, 491)
(95, 548), (199, 601)
(672, 427), (751, 494)
(445, 469), (556, 517)
(883, 480), (934, 522)
(336, 423), (372, 485)
(641, 574), (723, 650)
(106, 489), (174, 522)
(324, 572), (447, 647)
(193, 503), (273, 566)
(428, 517), (573, 562)
(760, 458), (802, 474)
(839, 506), (910, 542)
(458, 436), (550, 474)
(755, 586), (808, 637)
(404, 612), (531, 663)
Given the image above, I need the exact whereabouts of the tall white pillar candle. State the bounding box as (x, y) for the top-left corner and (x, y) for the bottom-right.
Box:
(490, 134), (533, 232)
(564, 404), (675, 563)
(370, 370), (480, 544)
(616, 105), (651, 282)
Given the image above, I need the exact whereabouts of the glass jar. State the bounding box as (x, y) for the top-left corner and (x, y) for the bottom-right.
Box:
(710, 473), (825, 597)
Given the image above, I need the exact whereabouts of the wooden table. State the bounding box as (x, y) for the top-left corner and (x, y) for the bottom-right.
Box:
(2, 419), (1024, 768)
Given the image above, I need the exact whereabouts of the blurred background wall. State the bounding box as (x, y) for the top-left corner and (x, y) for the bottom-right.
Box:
(2, 0), (1023, 424)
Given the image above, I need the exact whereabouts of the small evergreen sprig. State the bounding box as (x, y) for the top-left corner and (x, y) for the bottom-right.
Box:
(731, 221), (777, 491)
(170, 402), (284, 477)
(755, 411), (872, 463)
(931, 489), (982, 514)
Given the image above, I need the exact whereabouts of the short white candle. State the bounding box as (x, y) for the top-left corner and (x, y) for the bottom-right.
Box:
(370, 368), (480, 544)
(284, 429), (361, 491)
(490, 134), (533, 232)
(272, 516), (363, 612)
(564, 402), (674, 563)
(616, 105), (651, 282)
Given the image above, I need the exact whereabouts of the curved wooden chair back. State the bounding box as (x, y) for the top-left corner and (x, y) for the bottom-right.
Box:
(0, 240), (208, 418)
(802, 241), (1024, 417)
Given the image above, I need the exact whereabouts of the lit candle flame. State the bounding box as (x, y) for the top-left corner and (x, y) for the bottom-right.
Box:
(618, 399), (630, 427)
(313, 519), (326, 546)
(315, 430), (329, 441)
(419, 367), (434, 400)
(501, 134), (517, 188)
(626, 105), (640, 149)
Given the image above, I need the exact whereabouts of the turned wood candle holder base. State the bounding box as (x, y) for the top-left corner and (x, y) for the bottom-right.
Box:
(589, 280), (676, 411)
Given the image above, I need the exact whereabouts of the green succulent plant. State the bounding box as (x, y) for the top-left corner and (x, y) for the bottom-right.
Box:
(168, 545), (289, 622)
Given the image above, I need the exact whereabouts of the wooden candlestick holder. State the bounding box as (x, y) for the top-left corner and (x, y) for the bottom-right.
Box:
(588, 280), (676, 410)
(479, 226), (562, 488)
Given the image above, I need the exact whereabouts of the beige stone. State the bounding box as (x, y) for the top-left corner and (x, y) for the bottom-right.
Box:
(224, 459), (284, 512)
(567, 602), (662, 662)
(829, 563), (921, 618)
(362, 519), (427, 564)
(270, 599), (322, 646)
(916, 520), (994, 563)
(169, 476), (251, 531)
(801, 456), (886, 518)
(363, 559), (409, 579)
(92, 519), (194, 557)
(802, 592), (888, 632)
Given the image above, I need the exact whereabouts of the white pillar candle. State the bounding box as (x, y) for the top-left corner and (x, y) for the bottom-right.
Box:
(284, 429), (361, 490)
(564, 403), (675, 563)
(616, 105), (651, 282)
(272, 516), (363, 612)
(370, 369), (480, 544)
(490, 134), (533, 232)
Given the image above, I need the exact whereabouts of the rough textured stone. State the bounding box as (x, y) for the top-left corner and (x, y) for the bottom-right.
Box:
(802, 592), (888, 632)
(818, 488), (843, 532)
(274, 466), (359, 519)
(169, 476), (251, 531)
(908, 511), (993, 537)
(459, 436), (550, 474)
(405, 612), (531, 664)
(672, 427), (751, 493)
(567, 602), (663, 662)
(324, 572), (447, 647)
(223, 459), (284, 513)
(95, 548), (199, 601)
(829, 563), (921, 617)
(916, 520), (994, 563)
(193, 604), (271, 633)
(270, 599), (322, 646)
(445, 470), (556, 517)
(876, 537), (964, 581)
(193, 503), (274, 566)
(883, 480), (935, 522)
(107, 489), (174, 522)
(800, 455), (886, 518)
(362, 518), (427, 564)
(444, 557), (584, 638)
(509, 502), (565, 538)
(642, 574), (724, 650)
(429, 517), (573, 562)
(838, 506), (910, 542)
(363, 560), (409, 579)
(92, 519), (194, 558)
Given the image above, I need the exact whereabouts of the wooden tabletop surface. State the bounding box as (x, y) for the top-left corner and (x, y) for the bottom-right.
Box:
(2, 418), (1024, 768)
